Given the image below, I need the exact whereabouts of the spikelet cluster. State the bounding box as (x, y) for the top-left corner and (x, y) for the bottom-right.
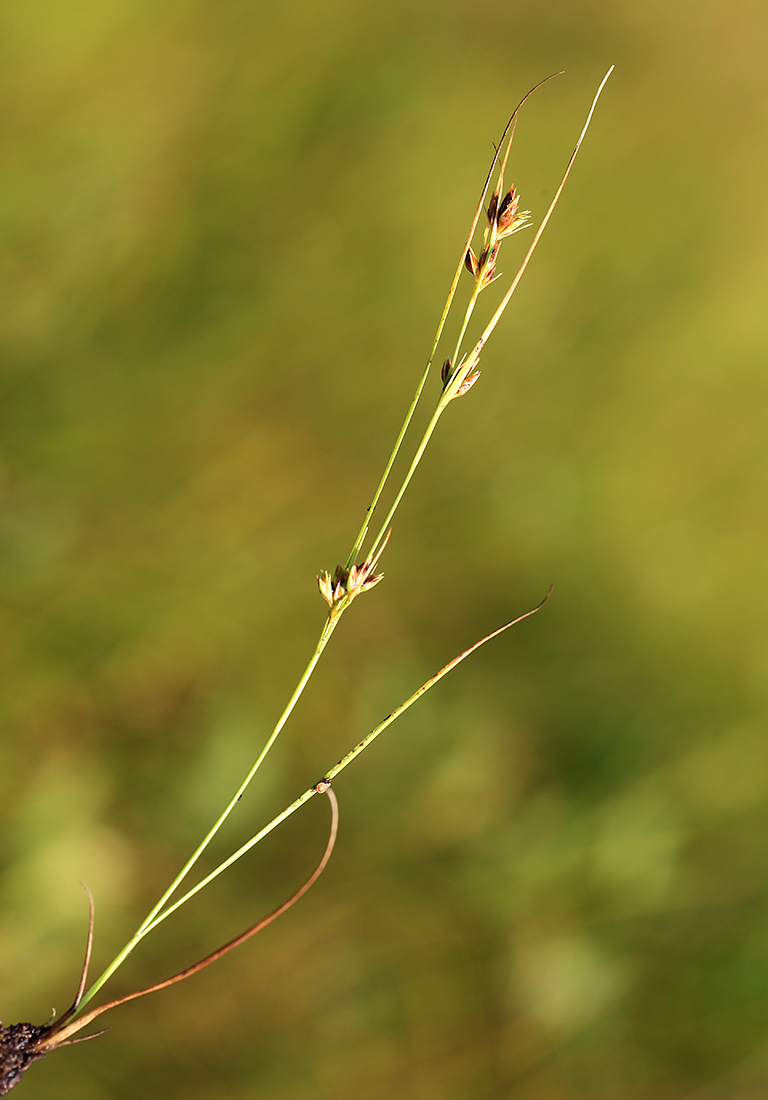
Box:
(317, 530), (390, 616)
(465, 184), (530, 291)
(440, 177), (530, 399)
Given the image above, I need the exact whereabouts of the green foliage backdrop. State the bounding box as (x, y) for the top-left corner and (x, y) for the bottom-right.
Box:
(1, 1), (767, 1098)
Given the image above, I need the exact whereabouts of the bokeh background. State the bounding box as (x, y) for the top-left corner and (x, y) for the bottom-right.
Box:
(1, 2), (766, 1098)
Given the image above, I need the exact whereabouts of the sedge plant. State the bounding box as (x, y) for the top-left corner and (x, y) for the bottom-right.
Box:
(0, 67), (613, 1095)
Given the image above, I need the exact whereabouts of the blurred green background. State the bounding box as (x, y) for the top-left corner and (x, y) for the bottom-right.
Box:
(1, 1), (766, 1098)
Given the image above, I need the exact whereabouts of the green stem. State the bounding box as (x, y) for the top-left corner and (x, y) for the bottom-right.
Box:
(77, 587), (547, 1015)
(132, 592), (551, 939)
(343, 103), (512, 572)
(344, 359), (432, 572)
(448, 271), (484, 379)
(77, 611), (341, 1013)
(367, 388), (451, 560)
(366, 289), (488, 563)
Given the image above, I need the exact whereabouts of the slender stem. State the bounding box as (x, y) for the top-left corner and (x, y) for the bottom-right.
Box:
(343, 255), (467, 573)
(77, 611), (341, 1013)
(139, 785), (317, 937)
(38, 791), (340, 1048)
(124, 593), (550, 954)
(367, 387), (451, 560)
(366, 275), (487, 562)
(448, 275), (484, 377)
(344, 359), (432, 572)
(343, 90), (529, 571)
(144, 591), (552, 935)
